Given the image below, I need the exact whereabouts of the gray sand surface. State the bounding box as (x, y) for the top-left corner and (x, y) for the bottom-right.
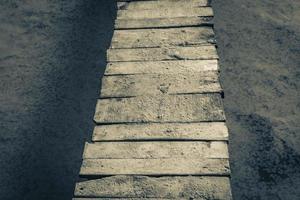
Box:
(214, 0), (300, 199)
(0, 1), (116, 199)
(0, 0), (299, 200)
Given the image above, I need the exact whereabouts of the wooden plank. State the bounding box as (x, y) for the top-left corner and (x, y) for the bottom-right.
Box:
(92, 122), (229, 141)
(105, 60), (219, 75)
(117, 0), (210, 10)
(115, 16), (213, 29)
(118, 0), (155, 0)
(74, 176), (232, 199)
(80, 158), (230, 176)
(73, 198), (180, 200)
(94, 94), (225, 124)
(117, 7), (213, 19)
(117, 0), (157, 1)
(83, 141), (228, 159)
(110, 27), (215, 48)
(74, 198), (224, 200)
(107, 45), (218, 62)
(100, 72), (221, 98)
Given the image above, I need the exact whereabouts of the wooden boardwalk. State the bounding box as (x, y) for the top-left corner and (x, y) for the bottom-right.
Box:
(73, 0), (232, 199)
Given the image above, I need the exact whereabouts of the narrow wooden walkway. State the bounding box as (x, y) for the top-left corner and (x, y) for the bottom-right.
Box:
(73, 0), (232, 199)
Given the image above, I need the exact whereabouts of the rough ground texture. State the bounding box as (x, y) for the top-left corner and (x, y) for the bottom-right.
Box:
(0, 0), (300, 200)
(0, 1), (116, 200)
(213, 0), (300, 199)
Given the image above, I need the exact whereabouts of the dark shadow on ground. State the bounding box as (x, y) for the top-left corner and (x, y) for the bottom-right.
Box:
(0, 1), (116, 199)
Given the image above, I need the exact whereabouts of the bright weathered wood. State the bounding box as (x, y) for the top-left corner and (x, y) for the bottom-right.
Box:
(80, 158), (230, 176)
(117, 0), (210, 10)
(100, 72), (222, 98)
(117, 7), (213, 19)
(73, 0), (232, 198)
(72, 198), (206, 200)
(115, 16), (213, 29)
(105, 60), (219, 75)
(94, 94), (225, 124)
(111, 27), (215, 48)
(74, 176), (232, 199)
(83, 141), (229, 159)
(107, 45), (218, 62)
(92, 122), (229, 141)
(73, 198), (183, 200)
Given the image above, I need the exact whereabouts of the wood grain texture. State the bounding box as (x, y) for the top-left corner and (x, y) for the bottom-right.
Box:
(83, 141), (229, 159)
(111, 27), (215, 48)
(100, 72), (222, 98)
(92, 122), (229, 141)
(74, 176), (232, 199)
(117, 0), (210, 10)
(117, 7), (213, 19)
(107, 45), (218, 62)
(80, 158), (230, 176)
(73, 198), (186, 200)
(73, 0), (232, 198)
(115, 16), (213, 29)
(94, 94), (225, 124)
(105, 60), (219, 75)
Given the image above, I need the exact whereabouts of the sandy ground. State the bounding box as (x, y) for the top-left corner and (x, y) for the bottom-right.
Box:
(213, 0), (300, 199)
(0, 1), (116, 199)
(0, 0), (299, 200)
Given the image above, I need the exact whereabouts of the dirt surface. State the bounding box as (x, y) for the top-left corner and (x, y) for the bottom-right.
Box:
(0, 0), (300, 200)
(0, 1), (116, 199)
(213, 0), (300, 199)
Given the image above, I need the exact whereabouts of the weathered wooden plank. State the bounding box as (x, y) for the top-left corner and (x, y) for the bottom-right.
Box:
(80, 158), (230, 176)
(83, 141), (228, 159)
(117, 7), (213, 19)
(73, 198), (179, 200)
(102, 72), (219, 96)
(117, 0), (155, 0)
(74, 198), (228, 200)
(111, 27), (215, 48)
(105, 60), (219, 75)
(115, 16), (213, 29)
(100, 72), (221, 98)
(74, 176), (232, 199)
(118, 0), (157, 1)
(92, 122), (229, 141)
(94, 94), (225, 124)
(107, 45), (218, 62)
(117, 0), (210, 10)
